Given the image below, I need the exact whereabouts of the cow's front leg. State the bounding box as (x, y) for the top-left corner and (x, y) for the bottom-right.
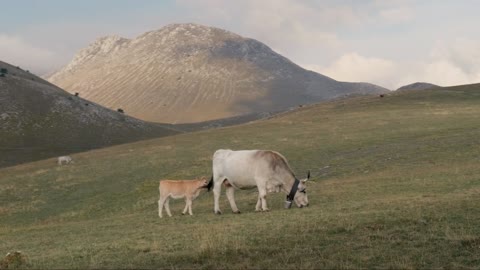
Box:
(255, 195), (262, 212)
(258, 187), (269, 212)
(226, 186), (240, 213)
(213, 180), (223, 215)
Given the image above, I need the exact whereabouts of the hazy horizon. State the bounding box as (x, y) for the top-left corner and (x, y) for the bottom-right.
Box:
(1, 0), (480, 89)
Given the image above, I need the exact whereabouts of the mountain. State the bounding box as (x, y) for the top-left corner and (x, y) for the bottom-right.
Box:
(0, 60), (179, 168)
(48, 23), (388, 123)
(396, 82), (440, 91)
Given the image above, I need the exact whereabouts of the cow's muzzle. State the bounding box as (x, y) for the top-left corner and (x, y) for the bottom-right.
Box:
(284, 200), (293, 209)
(299, 203), (309, 208)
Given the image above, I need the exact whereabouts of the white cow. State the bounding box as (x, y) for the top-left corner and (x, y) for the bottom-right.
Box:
(57, 156), (73, 165)
(208, 149), (309, 214)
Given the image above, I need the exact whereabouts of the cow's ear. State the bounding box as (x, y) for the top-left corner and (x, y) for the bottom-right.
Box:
(300, 171), (310, 183)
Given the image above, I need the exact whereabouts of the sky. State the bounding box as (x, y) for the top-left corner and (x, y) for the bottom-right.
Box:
(1, 0), (480, 89)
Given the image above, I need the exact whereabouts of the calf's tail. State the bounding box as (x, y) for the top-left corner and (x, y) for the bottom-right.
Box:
(206, 176), (214, 191)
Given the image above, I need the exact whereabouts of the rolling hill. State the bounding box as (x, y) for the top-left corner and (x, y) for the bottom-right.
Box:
(1, 83), (479, 268)
(0, 60), (180, 168)
(48, 23), (388, 123)
(397, 82), (440, 91)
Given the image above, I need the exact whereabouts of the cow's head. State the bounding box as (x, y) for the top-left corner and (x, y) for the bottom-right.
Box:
(294, 170), (310, 208)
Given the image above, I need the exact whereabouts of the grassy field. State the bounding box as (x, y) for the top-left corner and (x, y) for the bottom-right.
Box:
(1, 84), (479, 269)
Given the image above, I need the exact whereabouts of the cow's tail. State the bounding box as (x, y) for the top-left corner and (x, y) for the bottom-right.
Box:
(206, 176), (214, 191)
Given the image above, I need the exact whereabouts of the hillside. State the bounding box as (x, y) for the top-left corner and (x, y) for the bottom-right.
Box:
(1, 83), (479, 268)
(397, 82), (440, 91)
(0, 60), (179, 168)
(48, 23), (388, 123)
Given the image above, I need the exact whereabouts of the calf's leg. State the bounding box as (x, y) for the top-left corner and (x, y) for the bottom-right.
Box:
(158, 196), (168, 218)
(165, 198), (172, 217)
(187, 199), (193, 215)
(182, 199), (189, 215)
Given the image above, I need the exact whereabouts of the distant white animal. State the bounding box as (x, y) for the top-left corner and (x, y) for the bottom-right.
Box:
(208, 149), (310, 214)
(57, 156), (73, 165)
(158, 177), (210, 218)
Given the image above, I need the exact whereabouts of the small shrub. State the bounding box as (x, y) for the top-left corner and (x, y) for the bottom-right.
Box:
(117, 108), (124, 113)
(74, 92), (79, 97)
(0, 251), (27, 269)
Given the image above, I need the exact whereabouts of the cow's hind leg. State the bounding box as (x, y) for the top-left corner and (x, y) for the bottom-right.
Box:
(213, 179), (223, 215)
(225, 185), (240, 213)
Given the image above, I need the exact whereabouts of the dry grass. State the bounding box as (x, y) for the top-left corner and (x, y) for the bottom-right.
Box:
(0, 85), (480, 268)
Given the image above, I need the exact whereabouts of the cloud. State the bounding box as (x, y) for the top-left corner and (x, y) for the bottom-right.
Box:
(379, 7), (414, 23)
(306, 53), (397, 89)
(418, 38), (480, 86)
(0, 34), (56, 75)
(308, 38), (480, 90)
(174, 0), (349, 63)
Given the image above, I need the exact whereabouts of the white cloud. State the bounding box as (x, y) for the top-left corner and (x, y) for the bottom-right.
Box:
(412, 39), (480, 86)
(379, 7), (414, 23)
(174, 0), (349, 63)
(309, 38), (480, 90)
(306, 53), (397, 89)
(0, 34), (56, 74)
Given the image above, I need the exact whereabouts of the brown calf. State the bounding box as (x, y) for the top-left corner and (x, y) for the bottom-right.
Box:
(158, 177), (209, 218)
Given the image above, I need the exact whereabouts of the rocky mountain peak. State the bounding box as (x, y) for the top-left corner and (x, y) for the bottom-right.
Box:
(48, 23), (387, 123)
(55, 35), (129, 76)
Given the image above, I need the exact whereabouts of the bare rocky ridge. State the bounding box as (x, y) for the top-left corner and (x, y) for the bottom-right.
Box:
(0, 60), (179, 168)
(48, 23), (388, 123)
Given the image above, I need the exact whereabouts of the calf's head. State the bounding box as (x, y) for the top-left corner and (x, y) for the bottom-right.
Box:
(198, 177), (210, 189)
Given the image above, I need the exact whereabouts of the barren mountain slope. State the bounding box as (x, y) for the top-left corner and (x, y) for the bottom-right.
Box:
(48, 23), (387, 123)
(0, 60), (179, 168)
